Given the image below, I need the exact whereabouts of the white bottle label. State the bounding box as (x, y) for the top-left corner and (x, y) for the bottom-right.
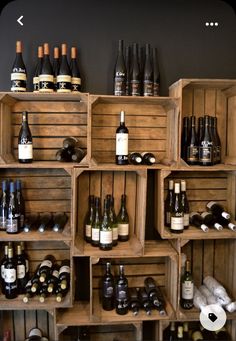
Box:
(18, 143), (33, 159)
(116, 133), (128, 155)
(59, 265), (70, 275)
(92, 228), (100, 241)
(85, 224), (92, 237)
(6, 218), (18, 233)
(118, 223), (129, 236)
(100, 230), (113, 244)
(112, 226), (118, 240)
(183, 213), (189, 227)
(40, 260), (52, 268)
(182, 280), (194, 299)
(206, 201), (216, 209)
(17, 264), (25, 279)
(5, 268), (16, 283)
(52, 270), (59, 278)
(71, 77), (81, 85)
(171, 216), (184, 230)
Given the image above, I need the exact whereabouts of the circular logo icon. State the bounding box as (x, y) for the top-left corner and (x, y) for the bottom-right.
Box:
(200, 304), (227, 331)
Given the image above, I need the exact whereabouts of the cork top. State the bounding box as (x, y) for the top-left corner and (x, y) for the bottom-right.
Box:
(61, 43), (67, 55)
(71, 47), (77, 59)
(16, 40), (22, 53)
(54, 47), (59, 59)
(38, 46), (43, 58)
(43, 43), (50, 55)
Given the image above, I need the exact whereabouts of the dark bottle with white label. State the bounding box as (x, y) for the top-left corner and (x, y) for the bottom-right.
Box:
(47, 263), (60, 293)
(15, 179), (25, 229)
(143, 43), (153, 97)
(11, 40), (27, 92)
(70, 47), (81, 92)
(0, 244), (9, 294)
(170, 182), (184, 233)
(57, 43), (72, 93)
(144, 277), (166, 315)
(125, 45), (130, 96)
(6, 182), (19, 234)
(130, 43), (141, 96)
(206, 201), (230, 220)
(22, 280), (34, 303)
(115, 264), (129, 315)
(181, 260), (194, 309)
(0, 180), (8, 230)
(38, 254), (56, 283)
(20, 241), (29, 283)
(128, 152), (142, 165)
(39, 43), (54, 93)
(117, 194), (129, 241)
(181, 117), (190, 162)
(187, 115), (199, 165)
(16, 244), (27, 294)
(114, 40), (126, 96)
(116, 110), (129, 165)
(189, 212), (209, 232)
(99, 198), (113, 251)
(180, 180), (189, 229)
(138, 287), (152, 315)
(84, 195), (95, 243)
(129, 287), (140, 316)
(199, 115), (213, 166)
(102, 262), (115, 311)
(58, 259), (70, 290)
(153, 47), (160, 96)
(91, 197), (101, 247)
(18, 111), (33, 163)
(52, 47), (60, 91)
(33, 46), (43, 93)
(165, 179), (174, 227)
(141, 152), (156, 165)
(4, 247), (18, 299)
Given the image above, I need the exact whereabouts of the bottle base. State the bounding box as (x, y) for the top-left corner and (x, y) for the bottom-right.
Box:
(18, 159), (33, 164)
(170, 229), (183, 234)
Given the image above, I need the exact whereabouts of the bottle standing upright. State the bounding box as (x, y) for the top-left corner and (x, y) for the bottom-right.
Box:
(115, 264), (129, 315)
(153, 47), (160, 96)
(199, 115), (214, 166)
(130, 43), (141, 96)
(18, 111), (33, 163)
(165, 179), (174, 227)
(186, 115), (199, 165)
(57, 43), (72, 93)
(33, 46), (43, 93)
(101, 262), (115, 311)
(125, 45), (130, 96)
(99, 198), (113, 251)
(180, 180), (190, 229)
(91, 197), (101, 247)
(52, 46), (60, 91)
(170, 182), (184, 233)
(181, 260), (194, 309)
(70, 46), (81, 92)
(0, 180), (8, 231)
(143, 43), (153, 96)
(117, 194), (129, 241)
(181, 117), (190, 162)
(4, 247), (18, 299)
(39, 43), (54, 93)
(11, 40), (27, 92)
(6, 182), (19, 234)
(84, 195), (95, 243)
(114, 39), (126, 96)
(116, 110), (129, 165)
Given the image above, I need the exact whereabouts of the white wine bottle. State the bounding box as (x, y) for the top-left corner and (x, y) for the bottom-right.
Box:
(117, 194), (129, 241)
(18, 111), (33, 163)
(116, 110), (129, 165)
(11, 41), (27, 92)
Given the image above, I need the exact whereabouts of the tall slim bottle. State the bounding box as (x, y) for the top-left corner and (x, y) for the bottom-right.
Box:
(125, 46), (130, 96)
(91, 197), (101, 247)
(115, 264), (129, 315)
(153, 47), (160, 96)
(107, 195), (118, 246)
(99, 198), (113, 251)
(170, 182), (184, 233)
(0, 180), (8, 230)
(117, 194), (129, 241)
(33, 46), (43, 93)
(15, 179), (25, 229)
(181, 260), (194, 309)
(84, 195), (95, 243)
(130, 43), (141, 96)
(16, 244), (27, 294)
(4, 247), (18, 299)
(116, 110), (129, 165)
(199, 115), (213, 166)
(52, 47), (60, 91)
(6, 182), (19, 234)
(197, 117), (204, 144)
(18, 111), (33, 163)
(57, 43), (71, 93)
(11, 41), (27, 92)
(114, 40), (126, 96)
(213, 117), (221, 164)
(181, 117), (190, 162)
(102, 262), (115, 310)
(39, 43), (54, 93)
(187, 115), (199, 165)
(143, 43), (153, 96)
(180, 180), (189, 229)
(70, 47), (81, 92)
(165, 179), (174, 227)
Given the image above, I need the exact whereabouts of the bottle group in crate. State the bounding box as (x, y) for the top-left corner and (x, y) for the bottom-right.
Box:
(114, 39), (160, 97)
(101, 262), (166, 316)
(181, 115), (221, 166)
(84, 193), (129, 250)
(55, 136), (85, 163)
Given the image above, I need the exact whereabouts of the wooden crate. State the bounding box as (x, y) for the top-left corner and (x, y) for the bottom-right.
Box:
(73, 167), (147, 257)
(156, 169), (236, 239)
(169, 79), (236, 166)
(90, 95), (179, 166)
(0, 92), (89, 165)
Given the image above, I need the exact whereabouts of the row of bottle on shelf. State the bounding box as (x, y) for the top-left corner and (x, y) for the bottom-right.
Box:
(181, 115), (221, 166)
(101, 262), (166, 316)
(113, 40), (160, 97)
(165, 179), (235, 233)
(0, 245), (70, 302)
(11, 41), (81, 93)
(84, 194), (129, 250)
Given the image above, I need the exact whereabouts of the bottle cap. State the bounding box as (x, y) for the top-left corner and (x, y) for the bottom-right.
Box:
(201, 224), (209, 232)
(43, 43), (50, 55)
(38, 46), (43, 58)
(174, 182), (180, 193)
(16, 41), (22, 53)
(180, 180), (186, 191)
(71, 47), (77, 58)
(53, 47), (59, 58)
(228, 223), (236, 231)
(28, 328), (42, 338)
(214, 223), (223, 231)
(222, 212), (230, 220)
(169, 179), (174, 190)
(61, 43), (67, 55)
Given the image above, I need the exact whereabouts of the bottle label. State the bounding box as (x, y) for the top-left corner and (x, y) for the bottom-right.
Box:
(52, 269), (59, 278)
(183, 213), (189, 227)
(206, 201), (216, 209)
(199, 146), (213, 162)
(116, 133), (128, 156)
(17, 264), (25, 279)
(114, 75), (126, 96)
(39, 74), (54, 92)
(182, 280), (194, 299)
(6, 218), (18, 233)
(5, 268), (16, 283)
(92, 228), (100, 241)
(143, 80), (153, 96)
(153, 82), (160, 96)
(71, 77), (81, 92)
(171, 216), (184, 231)
(187, 146), (199, 162)
(11, 72), (27, 92)
(131, 80), (141, 96)
(33, 76), (39, 92)
(40, 260), (52, 268)
(116, 285), (128, 299)
(57, 75), (72, 93)
(100, 230), (113, 244)
(118, 223), (129, 236)
(112, 226), (118, 240)
(18, 143), (33, 160)
(59, 265), (70, 275)
(103, 282), (114, 297)
(85, 224), (92, 238)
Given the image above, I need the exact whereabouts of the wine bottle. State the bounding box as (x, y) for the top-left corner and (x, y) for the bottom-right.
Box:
(38, 212), (53, 233)
(58, 259), (70, 290)
(18, 111), (33, 163)
(47, 263), (60, 293)
(16, 244), (27, 294)
(107, 195), (118, 246)
(200, 212), (223, 231)
(55, 284), (69, 302)
(165, 179), (174, 227)
(117, 194), (129, 241)
(63, 137), (79, 149)
(170, 182), (184, 233)
(210, 116), (217, 165)
(199, 115), (213, 166)
(115, 264), (129, 315)
(186, 115), (199, 165)
(0, 180), (8, 230)
(0, 244), (9, 294)
(216, 215), (236, 231)
(213, 117), (221, 164)
(57, 43), (72, 93)
(38, 254), (56, 283)
(138, 287), (152, 315)
(70, 47), (81, 92)
(52, 46), (60, 91)
(91, 197), (101, 247)
(144, 277), (166, 315)
(197, 117), (204, 144)
(128, 152), (142, 165)
(15, 179), (25, 229)
(20, 241), (29, 282)
(177, 326), (184, 340)
(4, 247), (18, 299)
(189, 212), (209, 232)
(71, 147), (85, 163)
(214, 327), (231, 340)
(52, 212), (68, 232)
(56, 148), (72, 162)
(84, 195), (95, 243)
(116, 110), (129, 165)
(27, 328), (43, 341)
(181, 117), (190, 161)
(6, 182), (19, 234)
(11, 41), (27, 92)
(180, 180), (190, 229)
(39, 43), (54, 93)
(99, 198), (113, 251)
(38, 282), (49, 303)
(143, 43), (153, 96)
(183, 322), (190, 341)
(125, 45), (130, 96)
(23, 213), (39, 233)
(203, 275), (231, 306)
(141, 152), (156, 165)
(114, 39), (126, 96)
(101, 262), (115, 311)
(191, 331), (204, 341)
(153, 47), (160, 97)
(181, 260), (194, 309)
(130, 43), (141, 96)
(33, 46), (43, 93)
(129, 287), (140, 316)
(206, 201), (230, 220)
(30, 268), (41, 293)
(22, 280), (34, 303)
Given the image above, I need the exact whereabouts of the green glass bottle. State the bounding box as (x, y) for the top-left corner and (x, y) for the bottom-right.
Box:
(99, 198), (113, 251)
(91, 197), (101, 247)
(117, 194), (129, 241)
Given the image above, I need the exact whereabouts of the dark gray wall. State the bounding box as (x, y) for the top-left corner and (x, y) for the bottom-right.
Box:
(0, 0), (235, 95)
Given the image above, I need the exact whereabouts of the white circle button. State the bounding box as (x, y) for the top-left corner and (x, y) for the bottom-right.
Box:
(200, 304), (227, 331)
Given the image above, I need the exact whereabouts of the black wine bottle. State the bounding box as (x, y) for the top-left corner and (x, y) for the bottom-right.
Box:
(6, 182), (19, 234)
(165, 179), (174, 227)
(18, 111), (33, 163)
(198, 117), (204, 144)
(47, 263), (60, 293)
(56, 148), (72, 162)
(106, 195), (118, 246)
(99, 198), (113, 251)
(125, 45), (130, 96)
(63, 137), (79, 149)
(39, 43), (54, 93)
(33, 45), (43, 93)
(143, 43), (153, 97)
(210, 116), (217, 165)
(206, 201), (230, 220)
(71, 147), (85, 163)
(4, 247), (18, 299)
(128, 152), (142, 165)
(115, 264), (129, 315)
(58, 259), (70, 290)
(57, 43), (72, 93)
(153, 47), (160, 97)
(130, 43), (141, 96)
(187, 115), (199, 165)
(71, 47), (81, 92)
(117, 194), (129, 241)
(16, 244), (27, 294)
(201, 212), (223, 231)
(23, 213), (39, 233)
(180, 180), (190, 229)
(38, 254), (56, 283)
(114, 39), (126, 96)
(15, 179), (25, 229)
(84, 195), (95, 243)
(38, 282), (49, 303)
(213, 117), (221, 164)
(91, 197), (101, 247)
(30, 268), (41, 293)
(141, 152), (156, 165)
(38, 212), (53, 233)
(181, 117), (190, 161)
(0, 180), (8, 230)
(170, 182), (184, 233)
(22, 279), (34, 303)
(52, 212), (68, 232)
(138, 287), (152, 315)
(144, 277), (166, 315)
(52, 46), (60, 91)
(189, 212), (209, 232)
(20, 241), (29, 283)
(216, 215), (236, 231)
(199, 115), (213, 166)
(163, 322), (176, 341)
(116, 110), (129, 165)
(0, 244), (9, 294)
(129, 287), (140, 316)
(101, 262), (115, 311)
(11, 40), (27, 92)
(181, 260), (194, 309)
(55, 284), (69, 302)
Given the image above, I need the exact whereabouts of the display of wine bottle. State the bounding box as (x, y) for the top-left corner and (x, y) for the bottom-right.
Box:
(183, 322), (190, 340)
(84, 195), (95, 243)
(180, 180), (190, 229)
(153, 47), (160, 97)
(125, 45), (130, 96)
(165, 179), (174, 227)
(199, 115), (213, 166)
(11, 41), (27, 92)
(130, 43), (141, 96)
(189, 212), (209, 232)
(30, 268), (41, 293)
(197, 117), (204, 145)
(6, 182), (19, 234)
(16, 244), (27, 294)
(0, 180), (8, 230)
(200, 212), (223, 231)
(117, 194), (129, 241)
(38, 254), (56, 283)
(39, 43), (54, 93)
(187, 115), (199, 165)
(55, 284), (69, 302)
(143, 43), (153, 96)
(216, 215), (236, 231)
(116, 110), (129, 165)
(99, 198), (113, 251)
(129, 287), (140, 316)
(209, 116), (217, 165)
(91, 197), (101, 247)
(56, 148), (72, 162)
(58, 259), (70, 290)
(181, 260), (194, 309)
(63, 137), (79, 149)
(181, 117), (190, 161)
(101, 262), (115, 311)
(115, 264), (129, 315)
(114, 39), (126, 96)
(52, 46), (60, 91)
(206, 201), (230, 220)
(106, 194), (118, 246)
(138, 287), (152, 315)
(26, 328), (43, 341)
(20, 241), (29, 282)
(33, 46), (43, 93)
(57, 43), (72, 93)
(18, 111), (33, 163)
(141, 152), (156, 165)
(15, 179), (25, 229)
(47, 263), (60, 293)
(4, 247), (18, 299)
(38, 212), (53, 233)
(170, 182), (184, 233)
(52, 212), (68, 232)
(23, 213), (39, 232)
(144, 277), (166, 315)
(70, 47), (81, 92)
(128, 152), (142, 165)
(71, 147), (85, 163)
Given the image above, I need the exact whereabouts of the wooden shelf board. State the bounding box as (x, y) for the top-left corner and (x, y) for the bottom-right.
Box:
(170, 79), (236, 91)
(0, 161), (88, 169)
(177, 162), (236, 172)
(144, 240), (177, 257)
(0, 91), (88, 102)
(56, 301), (91, 326)
(178, 307), (236, 321)
(0, 229), (72, 242)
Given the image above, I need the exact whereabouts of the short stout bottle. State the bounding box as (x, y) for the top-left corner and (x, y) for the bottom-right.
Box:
(128, 152), (142, 165)
(84, 195), (95, 243)
(189, 212), (209, 232)
(99, 198), (113, 251)
(0, 180), (8, 230)
(33, 46), (43, 92)
(117, 194), (129, 241)
(143, 43), (153, 96)
(115, 264), (129, 315)
(4, 247), (18, 299)
(39, 43), (54, 93)
(11, 40), (27, 92)
(153, 47), (160, 96)
(91, 197), (101, 247)
(16, 244), (27, 294)
(70, 47), (81, 92)
(102, 262), (115, 311)
(6, 182), (19, 234)
(181, 260), (194, 309)
(18, 111), (33, 163)
(130, 43), (141, 96)
(180, 180), (189, 229)
(187, 115), (199, 165)
(170, 182), (184, 233)
(52, 46), (60, 91)
(181, 117), (190, 162)
(57, 43), (71, 92)
(165, 179), (174, 227)
(116, 110), (129, 165)
(114, 39), (126, 96)
(106, 195), (118, 246)
(141, 152), (156, 165)
(199, 115), (213, 166)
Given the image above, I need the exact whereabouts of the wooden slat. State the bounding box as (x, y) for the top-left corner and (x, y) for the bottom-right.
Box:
(13, 112), (87, 125)
(13, 125), (87, 137)
(92, 127), (166, 140)
(22, 188), (71, 200)
(92, 103), (167, 116)
(91, 139), (166, 152)
(13, 137), (87, 149)
(92, 151), (165, 164)
(92, 114), (166, 127)
(13, 101), (87, 113)
(25, 200), (71, 212)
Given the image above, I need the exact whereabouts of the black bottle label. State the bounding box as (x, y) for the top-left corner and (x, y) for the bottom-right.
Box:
(199, 146), (213, 162)
(57, 75), (72, 93)
(114, 75), (126, 96)
(103, 282), (114, 297)
(39, 74), (54, 92)
(33, 76), (39, 92)
(187, 146), (199, 162)
(11, 72), (27, 92)
(143, 80), (153, 96)
(131, 80), (141, 96)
